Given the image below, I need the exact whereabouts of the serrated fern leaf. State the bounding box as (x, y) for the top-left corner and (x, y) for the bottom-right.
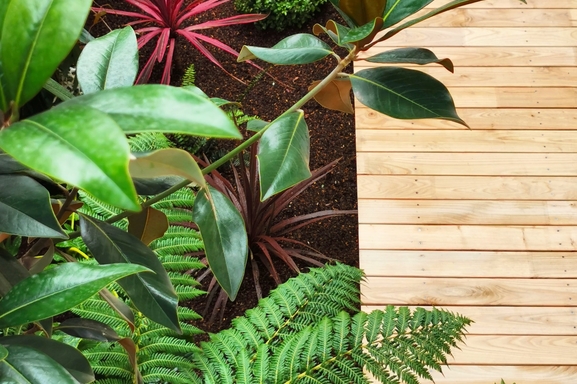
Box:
(129, 132), (173, 152)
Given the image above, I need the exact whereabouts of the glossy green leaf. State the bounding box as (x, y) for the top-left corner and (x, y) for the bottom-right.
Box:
(350, 67), (466, 126)
(133, 175), (185, 195)
(258, 111), (311, 201)
(0, 53), (7, 113)
(238, 34), (332, 65)
(0, 344), (78, 383)
(0, 175), (66, 238)
(246, 119), (269, 133)
(128, 206), (169, 246)
(99, 288), (136, 332)
(129, 148), (206, 188)
(57, 318), (121, 342)
(1, 335), (94, 383)
(365, 47), (454, 72)
(77, 26), (138, 94)
(382, 0), (434, 28)
(312, 21), (353, 48)
(333, 0), (387, 26)
(341, 18), (383, 46)
(0, 344), (7, 361)
(1, 0), (92, 107)
(0, 0), (9, 41)
(0, 247), (29, 297)
(0, 105), (139, 211)
(193, 186), (248, 301)
(79, 215), (181, 333)
(26, 242), (55, 275)
(61, 85), (241, 138)
(0, 262), (149, 328)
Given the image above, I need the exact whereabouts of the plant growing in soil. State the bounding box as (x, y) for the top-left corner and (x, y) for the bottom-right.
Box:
(92, 0), (267, 84)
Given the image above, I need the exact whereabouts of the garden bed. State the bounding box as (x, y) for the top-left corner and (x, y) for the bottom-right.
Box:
(89, 0), (358, 332)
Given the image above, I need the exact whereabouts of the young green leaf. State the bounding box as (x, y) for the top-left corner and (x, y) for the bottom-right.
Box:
(312, 21), (353, 49)
(0, 344), (79, 384)
(0, 262), (150, 328)
(129, 148), (207, 188)
(382, 0), (434, 28)
(364, 47), (454, 72)
(238, 34), (333, 65)
(258, 111), (311, 201)
(128, 206), (169, 245)
(341, 18), (383, 46)
(0, 175), (67, 238)
(61, 85), (241, 139)
(1, 0), (92, 107)
(0, 105), (140, 211)
(77, 26), (138, 94)
(193, 186), (248, 301)
(79, 215), (181, 333)
(309, 78), (354, 114)
(350, 67), (467, 126)
(1, 335), (94, 383)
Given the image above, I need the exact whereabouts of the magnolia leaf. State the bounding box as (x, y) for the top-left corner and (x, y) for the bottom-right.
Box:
(57, 318), (121, 342)
(0, 344), (78, 383)
(0, 247), (29, 297)
(128, 206), (169, 245)
(258, 111), (311, 201)
(99, 288), (136, 332)
(26, 242), (55, 275)
(0, 0), (9, 41)
(193, 186), (248, 301)
(77, 26), (138, 94)
(350, 67), (467, 126)
(133, 176), (185, 195)
(238, 34), (332, 65)
(0, 105), (139, 211)
(119, 337), (142, 383)
(313, 20), (353, 48)
(365, 47), (454, 72)
(341, 18), (383, 46)
(1, 335), (94, 383)
(129, 148), (206, 188)
(0, 175), (66, 238)
(334, 0), (387, 26)
(1, 0), (92, 107)
(61, 85), (241, 139)
(37, 317), (53, 338)
(382, 0), (434, 28)
(0, 262), (149, 328)
(0, 344), (6, 361)
(309, 78), (354, 114)
(246, 119), (269, 132)
(52, 199), (83, 225)
(79, 215), (181, 333)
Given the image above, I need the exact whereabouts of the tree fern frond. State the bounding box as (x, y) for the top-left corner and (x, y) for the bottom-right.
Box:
(177, 306), (203, 321)
(139, 336), (201, 355)
(78, 191), (127, 230)
(175, 285), (205, 300)
(128, 132), (173, 152)
(159, 208), (194, 225)
(151, 188), (195, 209)
(141, 366), (201, 384)
(138, 352), (194, 371)
(72, 297), (131, 336)
(152, 237), (203, 257)
(94, 379), (127, 384)
(168, 271), (201, 286)
(157, 254), (204, 271)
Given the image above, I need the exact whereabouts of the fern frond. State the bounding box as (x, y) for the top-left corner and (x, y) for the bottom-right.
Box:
(168, 271), (201, 286)
(181, 64), (196, 86)
(151, 187), (195, 209)
(129, 132), (173, 152)
(78, 191), (127, 230)
(72, 297), (131, 336)
(175, 285), (205, 301)
(139, 336), (201, 356)
(141, 366), (200, 384)
(152, 237), (203, 257)
(159, 208), (194, 225)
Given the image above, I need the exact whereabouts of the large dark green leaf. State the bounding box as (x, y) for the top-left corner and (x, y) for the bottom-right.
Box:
(193, 186), (247, 301)
(382, 0), (434, 28)
(312, 21), (353, 48)
(258, 111), (311, 201)
(350, 67), (466, 126)
(365, 47), (454, 72)
(0, 105), (139, 211)
(1, 0), (92, 107)
(79, 215), (180, 333)
(0, 247), (29, 297)
(340, 18), (383, 46)
(61, 85), (241, 139)
(56, 318), (121, 342)
(0, 344), (78, 383)
(0, 175), (66, 238)
(0, 262), (149, 328)
(333, 0), (387, 26)
(133, 175), (185, 195)
(0, 344), (6, 361)
(1, 335), (94, 383)
(0, 0), (9, 41)
(77, 26), (138, 94)
(238, 34), (332, 65)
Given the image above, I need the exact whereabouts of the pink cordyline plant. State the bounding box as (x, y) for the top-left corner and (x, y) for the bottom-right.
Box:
(92, 0), (267, 84)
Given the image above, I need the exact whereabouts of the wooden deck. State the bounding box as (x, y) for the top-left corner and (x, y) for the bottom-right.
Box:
(355, 1), (577, 382)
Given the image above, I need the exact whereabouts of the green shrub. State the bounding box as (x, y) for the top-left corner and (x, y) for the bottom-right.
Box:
(235, 0), (328, 31)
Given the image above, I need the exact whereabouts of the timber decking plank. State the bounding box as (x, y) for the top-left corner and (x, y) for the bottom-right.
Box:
(430, 0), (577, 8)
(357, 153), (577, 175)
(449, 87), (577, 108)
(356, 47), (577, 66)
(359, 251), (577, 278)
(362, 306), (577, 335)
(425, 366), (577, 384)
(358, 200), (577, 225)
(359, 224), (577, 251)
(355, 108), (577, 130)
(353, 66), (577, 87)
(357, 175), (577, 200)
(356, 130), (577, 152)
(361, 277), (577, 306)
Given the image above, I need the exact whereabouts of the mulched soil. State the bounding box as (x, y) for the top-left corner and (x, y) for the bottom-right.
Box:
(89, 0), (358, 333)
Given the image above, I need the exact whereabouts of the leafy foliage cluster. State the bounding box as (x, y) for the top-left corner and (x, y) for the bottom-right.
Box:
(235, 0), (329, 31)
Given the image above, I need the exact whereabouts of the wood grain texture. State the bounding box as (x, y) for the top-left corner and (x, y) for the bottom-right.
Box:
(358, 200), (577, 225)
(373, 28), (577, 47)
(359, 251), (577, 278)
(426, 366), (577, 384)
(355, 108), (577, 130)
(447, 87), (577, 108)
(356, 130), (577, 153)
(362, 306), (577, 335)
(357, 175), (577, 200)
(429, 0), (577, 8)
(408, 9), (577, 27)
(356, 47), (577, 66)
(359, 224), (577, 251)
(357, 153), (577, 176)
(353, 66), (577, 87)
(361, 277), (577, 306)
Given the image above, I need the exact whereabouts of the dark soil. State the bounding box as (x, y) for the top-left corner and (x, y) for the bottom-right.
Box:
(88, 0), (358, 333)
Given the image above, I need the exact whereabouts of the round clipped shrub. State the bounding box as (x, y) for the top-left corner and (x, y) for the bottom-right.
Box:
(235, 0), (329, 31)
